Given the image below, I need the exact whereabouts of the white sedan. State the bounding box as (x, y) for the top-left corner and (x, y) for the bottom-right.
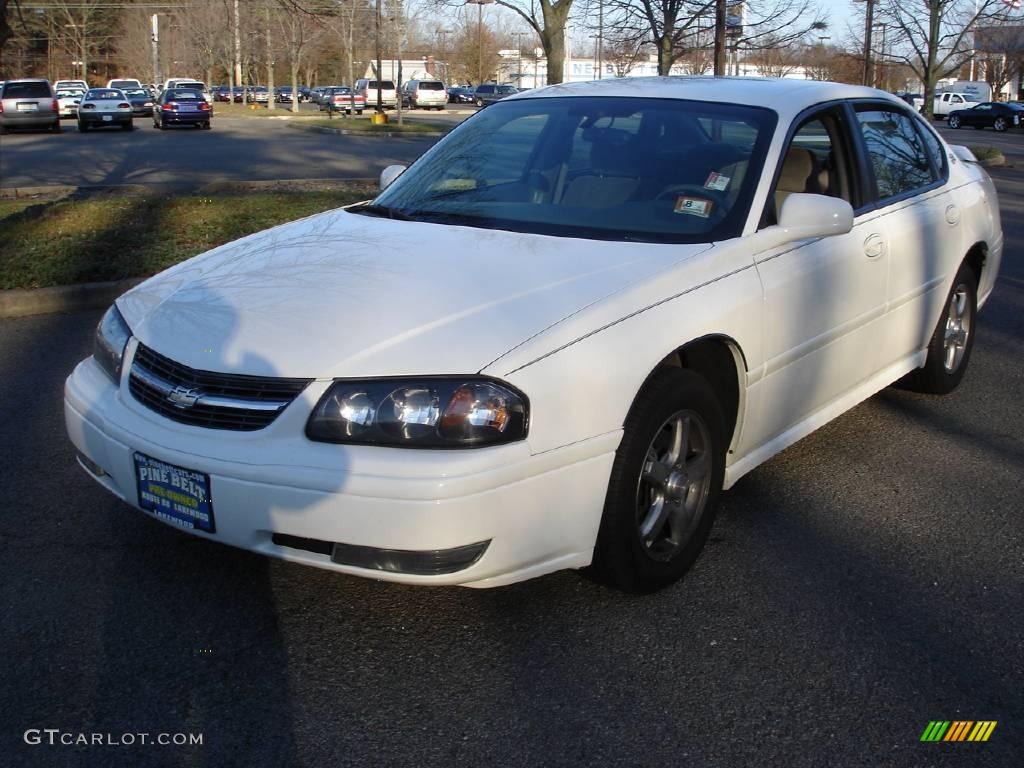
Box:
(76, 88), (133, 131)
(65, 78), (1002, 592)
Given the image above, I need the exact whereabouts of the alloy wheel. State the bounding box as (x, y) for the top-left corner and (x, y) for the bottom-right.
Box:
(943, 283), (973, 373)
(635, 410), (713, 562)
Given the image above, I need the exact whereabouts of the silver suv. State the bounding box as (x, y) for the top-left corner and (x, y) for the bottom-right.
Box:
(402, 80), (447, 110)
(0, 78), (60, 134)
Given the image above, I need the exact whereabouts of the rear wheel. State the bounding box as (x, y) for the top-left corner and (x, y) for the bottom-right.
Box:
(475, 97), (484, 107)
(993, 116), (1008, 132)
(948, 115), (961, 129)
(50, 120), (61, 133)
(899, 262), (978, 394)
(122, 121), (133, 131)
(77, 120), (88, 132)
(590, 368), (726, 593)
(202, 121), (212, 130)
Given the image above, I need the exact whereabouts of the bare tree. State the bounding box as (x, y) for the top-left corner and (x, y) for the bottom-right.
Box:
(602, 0), (827, 76)
(878, 0), (1014, 118)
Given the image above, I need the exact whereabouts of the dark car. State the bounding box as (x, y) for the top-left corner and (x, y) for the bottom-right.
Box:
(472, 83), (518, 108)
(447, 86), (474, 104)
(0, 78), (59, 134)
(947, 101), (1024, 132)
(211, 85), (232, 102)
(122, 87), (157, 116)
(153, 87), (212, 129)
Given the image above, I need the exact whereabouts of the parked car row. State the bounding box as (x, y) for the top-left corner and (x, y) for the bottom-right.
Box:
(0, 78), (213, 133)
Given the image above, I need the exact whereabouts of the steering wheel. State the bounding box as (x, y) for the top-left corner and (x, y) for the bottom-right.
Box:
(654, 184), (729, 222)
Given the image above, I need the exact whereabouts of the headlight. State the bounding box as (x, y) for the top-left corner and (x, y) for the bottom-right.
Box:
(94, 304), (132, 383)
(306, 378), (528, 448)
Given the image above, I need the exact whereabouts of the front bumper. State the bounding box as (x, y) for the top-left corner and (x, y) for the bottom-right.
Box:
(64, 349), (617, 587)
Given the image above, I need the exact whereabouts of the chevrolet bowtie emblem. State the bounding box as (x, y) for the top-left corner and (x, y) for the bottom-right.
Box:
(166, 385), (202, 409)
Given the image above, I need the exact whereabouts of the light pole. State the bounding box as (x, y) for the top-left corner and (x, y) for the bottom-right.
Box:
(511, 31), (527, 87)
(437, 28), (454, 83)
(465, 0), (494, 86)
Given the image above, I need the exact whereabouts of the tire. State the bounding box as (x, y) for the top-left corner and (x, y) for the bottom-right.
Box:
(475, 97), (484, 107)
(78, 121), (88, 132)
(948, 115), (961, 129)
(993, 117), (1007, 132)
(159, 117), (167, 130)
(122, 121), (133, 131)
(50, 120), (61, 133)
(899, 262), (978, 395)
(356, 110), (363, 115)
(590, 368), (727, 593)
(202, 121), (212, 130)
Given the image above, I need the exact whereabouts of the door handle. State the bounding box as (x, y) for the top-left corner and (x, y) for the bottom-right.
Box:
(863, 233), (885, 259)
(945, 205), (961, 225)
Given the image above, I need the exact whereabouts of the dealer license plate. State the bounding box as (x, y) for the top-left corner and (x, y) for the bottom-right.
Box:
(134, 452), (215, 532)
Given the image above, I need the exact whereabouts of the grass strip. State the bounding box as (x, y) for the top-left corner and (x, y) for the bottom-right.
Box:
(0, 187), (372, 290)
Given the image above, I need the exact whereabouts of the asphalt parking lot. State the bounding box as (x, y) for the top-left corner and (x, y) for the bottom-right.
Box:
(1, 127), (1022, 768)
(0, 112), (453, 191)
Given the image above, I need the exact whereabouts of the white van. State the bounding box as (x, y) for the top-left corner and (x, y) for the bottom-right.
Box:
(401, 79), (447, 110)
(108, 78), (142, 90)
(354, 79), (397, 108)
(162, 79), (210, 103)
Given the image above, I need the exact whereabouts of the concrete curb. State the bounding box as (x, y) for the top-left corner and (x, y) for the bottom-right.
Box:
(0, 278), (145, 319)
(287, 122), (447, 138)
(0, 184), (156, 199)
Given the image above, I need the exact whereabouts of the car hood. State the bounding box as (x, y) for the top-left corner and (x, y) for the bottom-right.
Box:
(118, 209), (710, 379)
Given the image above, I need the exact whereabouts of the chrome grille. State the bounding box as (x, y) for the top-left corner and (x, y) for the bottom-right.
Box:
(129, 343), (312, 431)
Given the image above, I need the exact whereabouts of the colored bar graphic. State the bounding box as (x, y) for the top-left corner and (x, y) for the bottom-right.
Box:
(921, 721), (950, 742)
(921, 720), (997, 743)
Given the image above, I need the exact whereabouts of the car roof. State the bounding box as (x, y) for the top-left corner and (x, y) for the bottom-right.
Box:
(507, 76), (903, 121)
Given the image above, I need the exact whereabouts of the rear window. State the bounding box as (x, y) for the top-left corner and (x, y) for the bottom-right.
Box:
(3, 81), (51, 99)
(168, 90), (202, 100)
(175, 83), (205, 91)
(86, 89), (123, 100)
(418, 81), (444, 90)
(367, 81), (395, 90)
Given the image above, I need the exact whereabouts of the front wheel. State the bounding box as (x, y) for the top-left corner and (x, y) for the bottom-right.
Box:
(948, 115), (961, 129)
(475, 98), (484, 107)
(590, 368), (726, 593)
(993, 116), (1008, 132)
(899, 262), (978, 394)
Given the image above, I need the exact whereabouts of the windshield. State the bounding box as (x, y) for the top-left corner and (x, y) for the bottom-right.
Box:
(371, 96), (776, 243)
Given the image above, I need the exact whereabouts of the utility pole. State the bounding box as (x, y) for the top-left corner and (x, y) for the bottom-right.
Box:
(597, 0), (603, 79)
(234, 0), (244, 104)
(396, 2), (404, 126)
(466, 0), (494, 86)
(151, 14), (160, 87)
(375, 0), (383, 113)
(714, 0), (726, 76)
(265, 3), (274, 111)
(859, 0), (875, 87)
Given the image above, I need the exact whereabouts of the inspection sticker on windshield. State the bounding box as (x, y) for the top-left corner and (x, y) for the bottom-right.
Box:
(675, 196), (714, 218)
(704, 172), (731, 191)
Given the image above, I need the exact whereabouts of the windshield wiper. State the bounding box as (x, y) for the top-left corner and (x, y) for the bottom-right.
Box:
(348, 203), (415, 221)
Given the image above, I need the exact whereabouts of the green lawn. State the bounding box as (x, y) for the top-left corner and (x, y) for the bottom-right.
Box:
(0, 188), (372, 290)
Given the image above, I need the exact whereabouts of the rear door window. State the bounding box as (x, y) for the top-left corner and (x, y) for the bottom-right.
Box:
(855, 108), (937, 202)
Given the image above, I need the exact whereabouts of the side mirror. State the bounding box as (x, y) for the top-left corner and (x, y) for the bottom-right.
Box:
(757, 193), (854, 251)
(379, 164), (407, 191)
